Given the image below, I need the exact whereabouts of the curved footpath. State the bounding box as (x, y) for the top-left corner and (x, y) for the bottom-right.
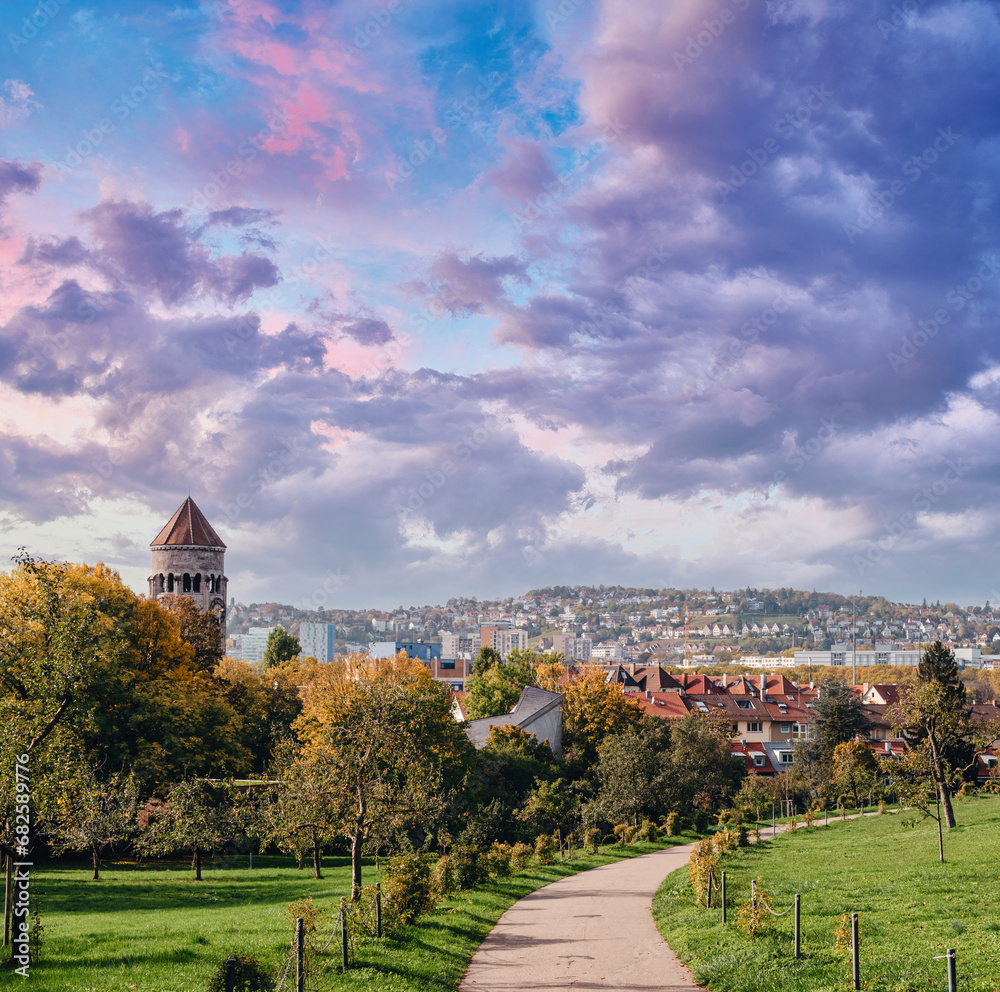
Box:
(458, 841), (705, 992)
(459, 813), (884, 992)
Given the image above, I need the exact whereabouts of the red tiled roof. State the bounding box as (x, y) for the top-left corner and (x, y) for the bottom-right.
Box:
(151, 497), (226, 549)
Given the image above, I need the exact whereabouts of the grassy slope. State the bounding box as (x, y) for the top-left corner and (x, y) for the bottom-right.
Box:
(29, 837), (694, 992)
(652, 798), (1000, 992)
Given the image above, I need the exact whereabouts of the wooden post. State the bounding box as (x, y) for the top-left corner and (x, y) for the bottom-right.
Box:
(376, 882), (382, 939)
(341, 897), (349, 971)
(3, 853), (11, 948)
(721, 871), (726, 924)
(794, 894), (800, 959)
(946, 948), (957, 992)
(851, 912), (860, 990)
(707, 869), (713, 909)
(295, 916), (304, 992)
(225, 957), (236, 992)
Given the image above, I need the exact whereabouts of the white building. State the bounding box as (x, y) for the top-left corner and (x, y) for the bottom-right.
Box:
(241, 626), (277, 664)
(553, 634), (593, 662)
(590, 643), (626, 661)
(299, 621), (337, 663)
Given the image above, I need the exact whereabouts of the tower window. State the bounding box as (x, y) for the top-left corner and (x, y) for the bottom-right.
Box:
(158, 573), (165, 593)
(183, 573), (191, 593)
(167, 573), (174, 593)
(193, 574), (201, 593)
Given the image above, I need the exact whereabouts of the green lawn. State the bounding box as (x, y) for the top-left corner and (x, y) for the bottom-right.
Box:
(652, 796), (1000, 992)
(26, 836), (695, 991)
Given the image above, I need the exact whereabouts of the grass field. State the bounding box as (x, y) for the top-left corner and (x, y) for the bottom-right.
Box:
(652, 796), (1000, 992)
(23, 835), (696, 992)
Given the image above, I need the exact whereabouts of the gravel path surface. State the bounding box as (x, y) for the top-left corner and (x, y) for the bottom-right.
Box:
(459, 843), (706, 992)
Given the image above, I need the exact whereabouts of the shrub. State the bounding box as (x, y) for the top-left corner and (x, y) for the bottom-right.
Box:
(712, 826), (739, 855)
(510, 842), (533, 872)
(737, 824), (749, 847)
(717, 808), (742, 826)
(692, 809), (710, 833)
(346, 885), (393, 940)
(833, 912), (859, 952)
(431, 854), (456, 896)
(450, 846), (484, 890)
(735, 878), (775, 938)
(286, 896), (323, 937)
(206, 953), (275, 992)
(483, 842), (513, 880)
(664, 811), (681, 837)
(803, 808), (817, 828)
(584, 827), (602, 853)
(382, 853), (435, 924)
(637, 819), (660, 842)
(534, 833), (558, 865)
(878, 800), (886, 815)
(687, 838), (718, 905)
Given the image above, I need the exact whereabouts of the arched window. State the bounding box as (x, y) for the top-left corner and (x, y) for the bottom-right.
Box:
(193, 574), (201, 593)
(167, 573), (174, 593)
(208, 574), (216, 593)
(183, 573), (191, 593)
(158, 573), (165, 592)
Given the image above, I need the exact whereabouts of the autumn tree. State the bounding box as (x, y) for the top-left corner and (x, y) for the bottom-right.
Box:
(831, 740), (879, 808)
(295, 652), (474, 898)
(561, 667), (643, 767)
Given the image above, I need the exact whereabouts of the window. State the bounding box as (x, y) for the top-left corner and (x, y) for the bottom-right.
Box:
(780, 723), (791, 733)
(183, 573), (191, 593)
(193, 573), (201, 593)
(746, 721), (762, 733)
(731, 723), (739, 735)
(167, 573), (174, 592)
(736, 700), (755, 709)
(752, 755), (766, 767)
(440, 659), (455, 669)
(779, 752), (793, 764)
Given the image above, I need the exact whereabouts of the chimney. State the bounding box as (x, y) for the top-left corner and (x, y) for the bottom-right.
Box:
(722, 673), (729, 688)
(760, 673), (766, 698)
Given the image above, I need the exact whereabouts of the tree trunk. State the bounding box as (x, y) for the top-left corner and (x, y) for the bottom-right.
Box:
(351, 827), (364, 901)
(194, 847), (202, 881)
(92, 848), (100, 881)
(312, 828), (323, 880)
(927, 733), (957, 828)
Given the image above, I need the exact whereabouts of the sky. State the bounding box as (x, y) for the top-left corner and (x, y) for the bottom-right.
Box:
(0, 0), (999, 610)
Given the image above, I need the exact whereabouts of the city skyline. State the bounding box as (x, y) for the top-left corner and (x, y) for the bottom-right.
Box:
(1, 1), (999, 610)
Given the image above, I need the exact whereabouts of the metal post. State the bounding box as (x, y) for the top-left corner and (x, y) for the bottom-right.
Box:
(707, 869), (713, 909)
(946, 948), (957, 992)
(772, 806), (776, 836)
(341, 898), (349, 971)
(225, 957), (236, 992)
(249, 849), (253, 869)
(721, 871), (727, 924)
(376, 882), (382, 939)
(295, 917), (304, 992)
(794, 895), (800, 959)
(851, 912), (860, 991)
(751, 879), (756, 907)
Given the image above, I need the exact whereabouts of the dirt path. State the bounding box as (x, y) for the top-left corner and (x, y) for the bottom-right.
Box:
(458, 843), (706, 992)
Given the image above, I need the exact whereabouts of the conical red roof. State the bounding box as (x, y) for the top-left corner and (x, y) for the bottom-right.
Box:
(150, 497), (226, 549)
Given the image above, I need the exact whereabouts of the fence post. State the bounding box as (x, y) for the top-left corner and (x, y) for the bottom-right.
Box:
(772, 806), (776, 836)
(341, 897), (349, 972)
(376, 882), (382, 939)
(751, 878), (756, 907)
(721, 871), (726, 924)
(225, 957), (236, 992)
(851, 912), (860, 991)
(794, 894), (800, 959)
(707, 869), (713, 909)
(946, 948), (957, 992)
(295, 917), (304, 992)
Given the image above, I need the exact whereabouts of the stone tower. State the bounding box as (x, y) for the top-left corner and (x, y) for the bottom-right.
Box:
(148, 497), (228, 626)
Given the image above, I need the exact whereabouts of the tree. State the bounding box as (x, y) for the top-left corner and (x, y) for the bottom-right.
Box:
(45, 764), (139, 880)
(893, 642), (981, 830)
(593, 727), (660, 826)
(138, 778), (240, 881)
(519, 778), (579, 844)
(263, 627), (300, 670)
(464, 649), (537, 720)
(831, 740), (878, 808)
(294, 653), (474, 898)
(251, 741), (338, 879)
(807, 680), (871, 768)
(561, 668), (644, 767)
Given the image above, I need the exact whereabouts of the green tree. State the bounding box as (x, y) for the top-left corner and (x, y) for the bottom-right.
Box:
(139, 778), (240, 881)
(44, 764), (139, 880)
(263, 627), (300, 670)
(464, 648), (536, 719)
(593, 726), (661, 826)
(807, 680), (871, 768)
(519, 778), (579, 845)
(831, 740), (878, 809)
